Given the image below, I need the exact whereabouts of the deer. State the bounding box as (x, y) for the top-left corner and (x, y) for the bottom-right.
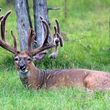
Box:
(32, 16), (63, 61)
(1, 11), (110, 91)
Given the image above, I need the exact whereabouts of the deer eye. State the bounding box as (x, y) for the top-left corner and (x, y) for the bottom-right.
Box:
(14, 56), (19, 61)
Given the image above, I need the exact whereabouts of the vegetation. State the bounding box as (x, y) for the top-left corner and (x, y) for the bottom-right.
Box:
(0, 0), (110, 109)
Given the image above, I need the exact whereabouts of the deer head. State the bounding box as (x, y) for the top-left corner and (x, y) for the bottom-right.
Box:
(49, 19), (63, 59)
(0, 11), (56, 73)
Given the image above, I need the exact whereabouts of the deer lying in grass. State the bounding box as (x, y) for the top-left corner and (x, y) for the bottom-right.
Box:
(1, 11), (110, 91)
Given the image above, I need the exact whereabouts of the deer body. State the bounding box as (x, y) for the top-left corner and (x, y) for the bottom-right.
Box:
(18, 63), (110, 90)
(16, 52), (110, 91)
(1, 11), (110, 91)
(19, 68), (89, 90)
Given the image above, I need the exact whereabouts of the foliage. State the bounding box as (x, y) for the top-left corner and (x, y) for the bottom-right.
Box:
(0, 0), (110, 109)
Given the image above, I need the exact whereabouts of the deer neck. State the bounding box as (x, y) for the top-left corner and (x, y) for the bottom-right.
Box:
(18, 63), (45, 89)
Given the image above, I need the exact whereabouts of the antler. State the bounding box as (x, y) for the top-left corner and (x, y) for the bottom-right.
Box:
(0, 16), (3, 21)
(0, 11), (17, 54)
(55, 20), (63, 47)
(49, 20), (63, 59)
(28, 19), (55, 56)
(28, 17), (63, 60)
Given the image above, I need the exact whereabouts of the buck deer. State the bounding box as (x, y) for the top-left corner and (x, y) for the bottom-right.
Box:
(32, 17), (63, 61)
(1, 11), (110, 91)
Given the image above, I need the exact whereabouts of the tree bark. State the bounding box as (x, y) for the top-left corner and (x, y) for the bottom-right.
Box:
(15, 0), (48, 49)
(33, 0), (48, 46)
(15, 0), (30, 50)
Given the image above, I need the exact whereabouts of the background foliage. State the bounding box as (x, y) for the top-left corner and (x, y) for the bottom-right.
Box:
(0, 0), (110, 110)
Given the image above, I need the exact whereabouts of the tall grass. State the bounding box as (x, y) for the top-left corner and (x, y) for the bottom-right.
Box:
(0, 0), (110, 110)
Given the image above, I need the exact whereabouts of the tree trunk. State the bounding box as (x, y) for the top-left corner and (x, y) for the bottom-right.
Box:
(15, 0), (30, 50)
(15, 0), (48, 49)
(33, 0), (48, 46)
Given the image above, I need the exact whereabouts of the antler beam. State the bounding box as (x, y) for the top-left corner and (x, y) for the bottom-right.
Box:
(0, 11), (17, 54)
(29, 19), (55, 56)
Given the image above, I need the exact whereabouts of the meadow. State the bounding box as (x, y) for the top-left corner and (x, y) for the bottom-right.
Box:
(0, 0), (110, 109)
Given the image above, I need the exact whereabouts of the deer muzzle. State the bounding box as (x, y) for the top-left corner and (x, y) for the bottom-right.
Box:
(19, 58), (26, 71)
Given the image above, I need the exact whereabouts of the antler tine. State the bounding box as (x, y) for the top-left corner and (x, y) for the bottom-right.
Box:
(54, 26), (57, 35)
(40, 16), (43, 20)
(54, 26), (63, 47)
(0, 16), (3, 21)
(0, 8), (3, 21)
(28, 29), (32, 52)
(31, 20), (55, 56)
(55, 20), (64, 47)
(1, 11), (11, 41)
(49, 26), (59, 59)
(55, 19), (60, 33)
(11, 31), (17, 51)
(40, 16), (47, 35)
(41, 20), (49, 46)
(32, 42), (55, 56)
(28, 29), (35, 53)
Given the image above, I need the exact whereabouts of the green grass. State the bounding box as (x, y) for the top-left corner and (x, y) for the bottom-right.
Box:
(0, 70), (110, 110)
(1, 70), (110, 110)
(0, 0), (110, 109)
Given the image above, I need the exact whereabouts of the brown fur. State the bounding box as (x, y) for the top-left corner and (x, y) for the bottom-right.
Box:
(15, 51), (110, 91)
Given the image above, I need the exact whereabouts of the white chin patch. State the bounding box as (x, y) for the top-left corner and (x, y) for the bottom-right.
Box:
(17, 70), (30, 78)
(19, 69), (28, 73)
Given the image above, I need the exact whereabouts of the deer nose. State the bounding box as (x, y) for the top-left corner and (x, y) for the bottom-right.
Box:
(19, 60), (26, 71)
(19, 64), (26, 71)
(19, 59), (26, 71)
